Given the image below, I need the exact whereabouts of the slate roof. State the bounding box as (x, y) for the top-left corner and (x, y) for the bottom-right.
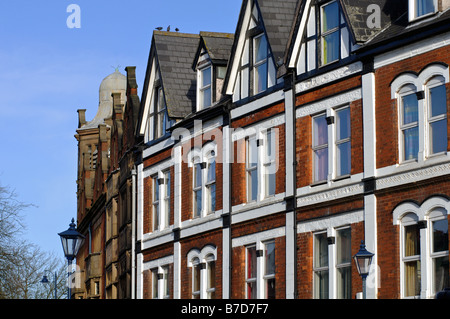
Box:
(258, 0), (299, 65)
(340, 0), (406, 44)
(153, 31), (200, 119)
(360, 7), (450, 50)
(199, 32), (234, 63)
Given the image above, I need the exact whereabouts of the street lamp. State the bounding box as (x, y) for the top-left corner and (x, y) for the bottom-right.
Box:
(41, 270), (57, 299)
(353, 240), (374, 299)
(58, 218), (85, 299)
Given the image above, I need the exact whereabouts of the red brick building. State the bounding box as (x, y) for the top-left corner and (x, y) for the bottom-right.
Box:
(76, 0), (450, 299)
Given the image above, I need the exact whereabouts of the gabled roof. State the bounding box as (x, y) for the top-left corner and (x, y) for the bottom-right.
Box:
(153, 31), (200, 119)
(224, 0), (299, 95)
(258, 0), (299, 65)
(192, 32), (234, 69)
(285, 0), (401, 70)
(340, 0), (404, 44)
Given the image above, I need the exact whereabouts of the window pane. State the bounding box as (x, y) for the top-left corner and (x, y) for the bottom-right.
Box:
(152, 270), (159, 299)
(314, 148), (328, 181)
(336, 108), (350, 141)
(322, 1), (339, 32)
(313, 115), (328, 147)
(323, 31), (339, 65)
(194, 190), (202, 217)
(433, 256), (450, 294)
(208, 184), (216, 212)
(193, 263), (201, 297)
(403, 127), (419, 160)
(247, 282), (257, 299)
(154, 178), (160, 201)
(265, 278), (275, 299)
(207, 261), (216, 297)
(255, 35), (267, 63)
(265, 242), (275, 275)
(265, 169), (276, 196)
(402, 94), (418, 124)
(430, 119), (447, 154)
(433, 219), (449, 253)
(255, 62), (268, 94)
(404, 224), (420, 257)
(337, 141), (351, 176)
(337, 267), (351, 299)
(314, 270), (329, 299)
(202, 67), (211, 87)
(314, 233), (328, 268)
(202, 87), (212, 108)
(416, 0), (435, 16)
(207, 160), (215, 183)
(248, 138), (258, 166)
(248, 169), (258, 201)
(430, 85), (446, 117)
(404, 260), (421, 297)
(194, 163), (202, 188)
(247, 246), (257, 279)
(337, 228), (351, 264)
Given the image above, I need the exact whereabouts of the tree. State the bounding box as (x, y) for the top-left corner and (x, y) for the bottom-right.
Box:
(0, 184), (67, 299)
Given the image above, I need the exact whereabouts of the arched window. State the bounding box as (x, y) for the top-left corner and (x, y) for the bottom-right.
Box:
(394, 197), (450, 298)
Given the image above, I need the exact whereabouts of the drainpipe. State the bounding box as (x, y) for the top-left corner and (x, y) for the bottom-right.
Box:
(290, 68), (298, 299)
(131, 167), (137, 299)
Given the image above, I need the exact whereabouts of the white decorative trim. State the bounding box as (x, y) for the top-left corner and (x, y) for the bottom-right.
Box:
(392, 196), (449, 225)
(142, 255), (174, 271)
(374, 31), (450, 69)
(232, 113), (285, 142)
(143, 157), (174, 178)
(295, 62), (363, 94)
(296, 88), (361, 118)
(296, 173), (364, 207)
(231, 193), (286, 224)
(376, 161), (450, 191)
(187, 245), (217, 267)
(297, 209), (364, 234)
(142, 138), (175, 160)
(288, 0), (313, 69)
(232, 226), (285, 248)
(230, 90), (285, 119)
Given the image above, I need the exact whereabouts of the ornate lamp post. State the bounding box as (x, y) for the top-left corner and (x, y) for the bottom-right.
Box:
(58, 218), (85, 299)
(353, 240), (374, 299)
(41, 270), (57, 299)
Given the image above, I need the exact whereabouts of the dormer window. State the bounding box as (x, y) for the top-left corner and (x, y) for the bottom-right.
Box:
(409, 0), (437, 21)
(199, 66), (212, 109)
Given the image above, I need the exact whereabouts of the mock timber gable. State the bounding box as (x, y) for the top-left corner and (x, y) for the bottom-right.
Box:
(224, 0), (298, 102)
(138, 31), (199, 143)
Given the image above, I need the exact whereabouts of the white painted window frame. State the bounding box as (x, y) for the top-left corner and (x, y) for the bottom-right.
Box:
(393, 196), (450, 299)
(392, 64), (449, 165)
(198, 65), (213, 111)
(408, 0), (438, 22)
(187, 245), (217, 299)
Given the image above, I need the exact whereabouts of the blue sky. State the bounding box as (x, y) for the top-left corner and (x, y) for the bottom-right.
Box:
(0, 0), (241, 257)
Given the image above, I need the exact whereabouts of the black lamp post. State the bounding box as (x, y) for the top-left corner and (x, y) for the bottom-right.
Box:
(41, 270), (57, 299)
(353, 240), (374, 299)
(58, 218), (85, 299)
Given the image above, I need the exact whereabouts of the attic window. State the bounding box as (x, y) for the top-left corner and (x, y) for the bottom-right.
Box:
(409, 0), (437, 21)
(199, 66), (212, 109)
(254, 34), (269, 94)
